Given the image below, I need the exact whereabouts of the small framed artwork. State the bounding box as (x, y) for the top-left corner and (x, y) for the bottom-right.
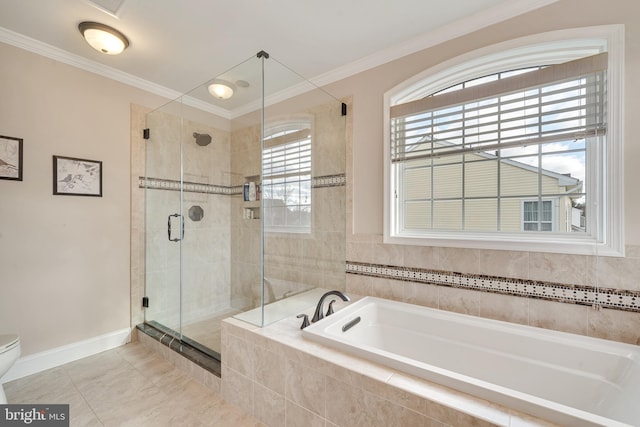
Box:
(53, 155), (102, 197)
(0, 135), (23, 181)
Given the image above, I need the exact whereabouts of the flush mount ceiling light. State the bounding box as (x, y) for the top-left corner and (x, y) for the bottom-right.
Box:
(207, 80), (236, 99)
(78, 21), (129, 55)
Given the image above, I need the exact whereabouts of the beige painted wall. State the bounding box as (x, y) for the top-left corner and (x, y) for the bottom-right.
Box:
(326, 0), (640, 246)
(0, 43), (166, 356)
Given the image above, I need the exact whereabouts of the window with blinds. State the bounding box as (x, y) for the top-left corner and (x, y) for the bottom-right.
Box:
(262, 125), (312, 233)
(390, 52), (607, 236)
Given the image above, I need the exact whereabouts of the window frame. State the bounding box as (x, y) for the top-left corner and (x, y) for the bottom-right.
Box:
(383, 26), (624, 256)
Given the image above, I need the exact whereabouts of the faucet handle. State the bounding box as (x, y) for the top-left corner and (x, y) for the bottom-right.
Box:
(297, 314), (310, 329)
(326, 300), (337, 316)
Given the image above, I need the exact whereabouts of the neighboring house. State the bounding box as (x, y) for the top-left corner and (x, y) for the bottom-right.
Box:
(401, 141), (582, 233)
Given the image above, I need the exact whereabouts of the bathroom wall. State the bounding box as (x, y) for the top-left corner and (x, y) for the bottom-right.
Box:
(0, 42), (166, 356)
(325, 0), (640, 344)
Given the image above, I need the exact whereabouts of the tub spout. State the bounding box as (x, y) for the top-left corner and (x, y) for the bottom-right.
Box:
(311, 290), (350, 323)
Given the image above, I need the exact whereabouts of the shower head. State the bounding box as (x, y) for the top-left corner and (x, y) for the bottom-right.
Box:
(193, 132), (212, 146)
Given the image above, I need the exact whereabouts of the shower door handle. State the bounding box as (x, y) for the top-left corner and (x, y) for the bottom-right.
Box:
(167, 213), (184, 242)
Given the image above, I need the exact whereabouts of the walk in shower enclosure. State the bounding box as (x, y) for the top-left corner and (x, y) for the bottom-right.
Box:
(142, 52), (347, 360)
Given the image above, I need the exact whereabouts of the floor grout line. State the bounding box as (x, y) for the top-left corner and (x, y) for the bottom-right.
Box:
(5, 342), (263, 426)
(61, 360), (105, 426)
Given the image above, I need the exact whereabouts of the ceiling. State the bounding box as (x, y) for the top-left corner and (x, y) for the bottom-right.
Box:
(0, 0), (555, 117)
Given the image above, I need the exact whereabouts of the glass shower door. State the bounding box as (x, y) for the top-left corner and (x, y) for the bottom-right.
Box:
(144, 100), (184, 338)
(140, 51), (347, 357)
(143, 93), (232, 358)
(177, 103), (233, 358)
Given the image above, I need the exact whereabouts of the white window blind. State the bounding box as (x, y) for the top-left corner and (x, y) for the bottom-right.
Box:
(391, 53), (607, 163)
(262, 127), (312, 233)
(390, 52), (607, 235)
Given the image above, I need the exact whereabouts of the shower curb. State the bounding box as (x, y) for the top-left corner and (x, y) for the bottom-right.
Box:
(135, 323), (221, 377)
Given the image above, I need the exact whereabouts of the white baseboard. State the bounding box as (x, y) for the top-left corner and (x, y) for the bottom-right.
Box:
(1, 328), (131, 384)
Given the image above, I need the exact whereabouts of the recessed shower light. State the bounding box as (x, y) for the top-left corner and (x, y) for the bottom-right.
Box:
(208, 79), (236, 99)
(78, 21), (129, 55)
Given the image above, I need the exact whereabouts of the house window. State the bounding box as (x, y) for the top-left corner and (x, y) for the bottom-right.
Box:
(384, 29), (624, 256)
(522, 200), (554, 231)
(262, 122), (312, 233)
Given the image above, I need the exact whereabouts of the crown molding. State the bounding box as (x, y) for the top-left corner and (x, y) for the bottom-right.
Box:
(1, 0), (558, 120)
(0, 26), (232, 119)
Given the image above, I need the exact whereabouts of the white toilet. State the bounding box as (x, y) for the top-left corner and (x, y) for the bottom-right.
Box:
(0, 334), (21, 404)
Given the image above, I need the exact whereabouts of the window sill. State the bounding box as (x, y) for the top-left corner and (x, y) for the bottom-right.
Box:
(384, 231), (624, 257)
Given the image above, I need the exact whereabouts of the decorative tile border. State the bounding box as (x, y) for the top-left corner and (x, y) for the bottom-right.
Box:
(139, 173), (346, 195)
(313, 174), (347, 188)
(229, 185), (244, 195)
(346, 261), (640, 312)
(139, 176), (234, 195)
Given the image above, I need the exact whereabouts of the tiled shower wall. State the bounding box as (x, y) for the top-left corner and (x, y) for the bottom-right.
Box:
(229, 101), (348, 310)
(131, 99), (348, 330)
(228, 123), (263, 309)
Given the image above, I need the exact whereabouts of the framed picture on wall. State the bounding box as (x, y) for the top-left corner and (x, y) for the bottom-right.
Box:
(0, 135), (23, 181)
(53, 155), (102, 197)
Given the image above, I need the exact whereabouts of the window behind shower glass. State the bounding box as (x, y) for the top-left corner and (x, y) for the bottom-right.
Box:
(262, 121), (312, 233)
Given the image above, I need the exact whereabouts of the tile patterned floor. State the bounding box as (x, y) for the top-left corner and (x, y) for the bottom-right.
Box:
(4, 342), (264, 427)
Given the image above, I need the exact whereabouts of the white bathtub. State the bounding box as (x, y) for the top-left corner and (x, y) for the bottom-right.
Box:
(302, 296), (640, 427)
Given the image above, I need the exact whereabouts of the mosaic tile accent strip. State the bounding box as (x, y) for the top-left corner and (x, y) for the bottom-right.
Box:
(346, 261), (640, 312)
(229, 185), (244, 195)
(139, 177), (234, 195)
(140, 173), (346, 195)
(312, 174), (346, 188)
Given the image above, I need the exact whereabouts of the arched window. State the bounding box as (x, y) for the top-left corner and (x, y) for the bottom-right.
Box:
(262, 119), (312, 233)
(384, 27), (624, 256)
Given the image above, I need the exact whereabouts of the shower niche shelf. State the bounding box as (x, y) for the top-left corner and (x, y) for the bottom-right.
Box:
(243, 206), (260, 220)
(242, 174), (261, 219)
